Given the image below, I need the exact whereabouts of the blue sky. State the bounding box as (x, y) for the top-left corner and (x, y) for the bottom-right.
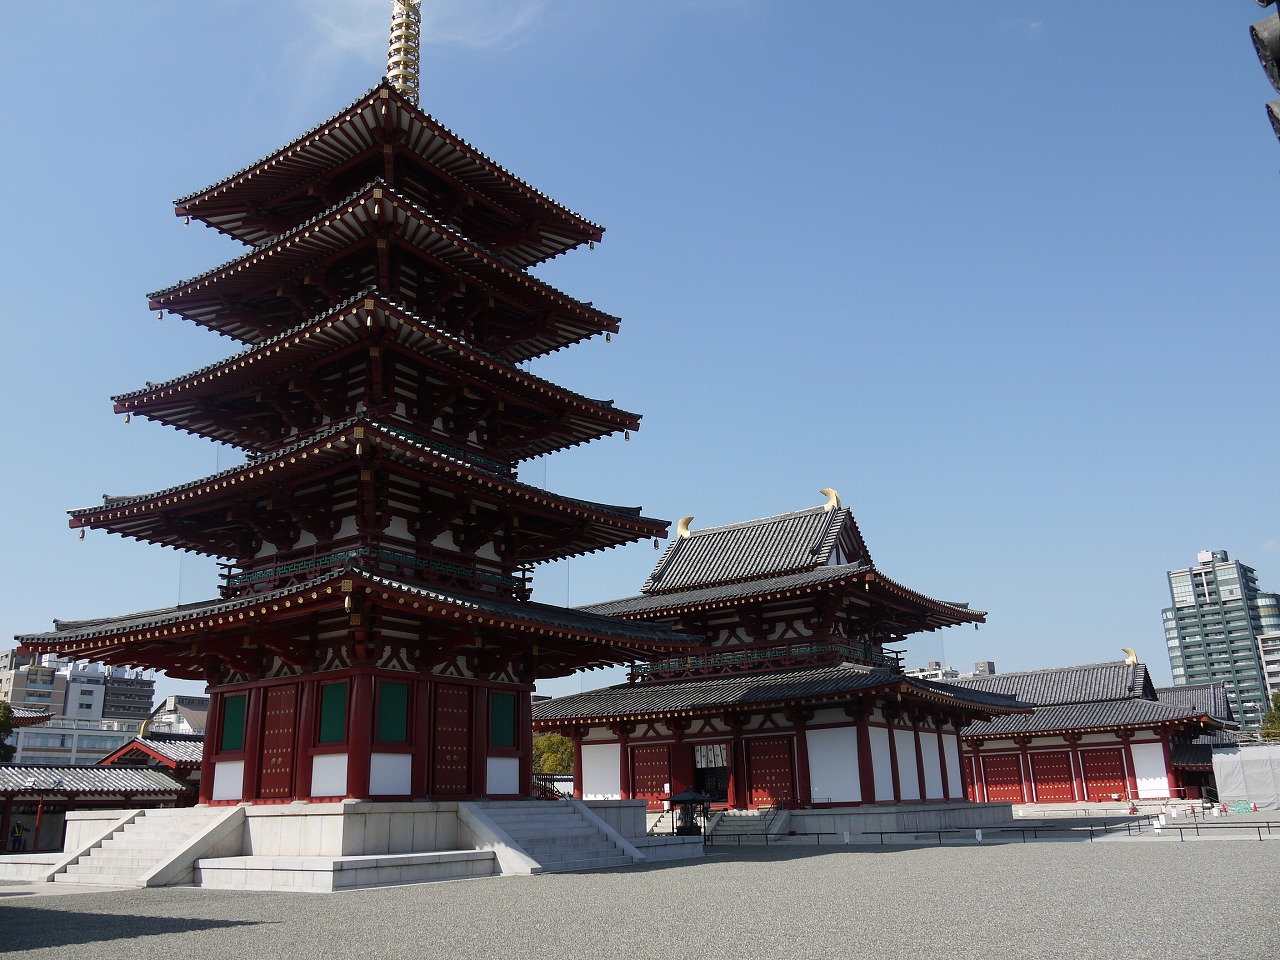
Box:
(2, 1), (1277, 703)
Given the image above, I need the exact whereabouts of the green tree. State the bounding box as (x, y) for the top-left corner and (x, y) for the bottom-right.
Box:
(532, 732), (573, 774)
(0, 701), (14, 764)
(1261, 692), (1280, 742)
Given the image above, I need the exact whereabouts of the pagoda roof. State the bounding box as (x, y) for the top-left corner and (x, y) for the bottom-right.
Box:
(69, 414), (666, 561)
(583, 563), (982, 632)
(0, 764), (194, 798)
(531, 663), (1030, 725)
(113, 289), (640, 459)
(19, 563), (697, 681)
(175, 80), (602, 268)
(150, 181), (616, 358)
(643, 504), (870, 594)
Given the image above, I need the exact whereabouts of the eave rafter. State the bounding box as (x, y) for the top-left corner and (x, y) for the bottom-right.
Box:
(150, 182), (617, 359)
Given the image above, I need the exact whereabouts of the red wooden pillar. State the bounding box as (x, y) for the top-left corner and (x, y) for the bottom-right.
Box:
(969, 742), (987, 803)
(199, 692), (224, 805)
(1016, 738), (1033, 803)
(935, 723), (950, 800)
(786, 708), (812, 806)
(517, 692), (533, 798)
(471, 684), (490, 798)
(32, 795), (45, 854)
(293, 680), (317, 800)
(346, 672), (374, 799)
(885, 712), (902, 802)
(1119, 733), (1140, 802)
(911, 718), (927, 801)
(726, 716), (748, 810)
(241, 686), (266, 801)
(412, 679), (432, 798)
(612, 724), (633, 800)
(854, 705), (875, 804)
(1066, 734), (1085, 802)
(570, 728), (584, 800)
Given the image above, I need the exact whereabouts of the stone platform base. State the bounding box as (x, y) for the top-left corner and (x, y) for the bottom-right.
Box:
(195, 849), (497, 892)
(788, 801), (1015, 838)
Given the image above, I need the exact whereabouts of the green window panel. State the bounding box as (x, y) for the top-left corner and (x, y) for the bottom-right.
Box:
(318, 682), (348, 744)
(221, 694), (246, 752)
(376, 681), (409, 743)
(489, 692), (516, 749)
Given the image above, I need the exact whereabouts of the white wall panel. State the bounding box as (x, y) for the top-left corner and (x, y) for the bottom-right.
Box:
(869, 726), (894, 801)
(894, 729), (920, 800)
(486, 756), (520, 796)
(1131, 742), (1171, 799)
(369, 753), (412, 795)
(943, 734), (963, 799)
(211, 761), (244, 801)
(920, 732), (943, 799)
(311, 754), (348, 798)
(581, 742), (620, 799)
(806, 726), (860, 803)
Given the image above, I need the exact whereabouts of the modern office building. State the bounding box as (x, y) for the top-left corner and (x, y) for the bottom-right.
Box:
(1163, 550), (1280, 731)
(0, 649), (155, 763)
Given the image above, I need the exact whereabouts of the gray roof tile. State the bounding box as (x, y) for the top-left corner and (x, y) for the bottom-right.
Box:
(532, 663), (1028, 723)
(1155, 683), (1235, 724)
(962, 697), (1218, 738)
(0, 765), (193, 796)
(643, 506), (857, 594)
(948, 661), (1154, 706)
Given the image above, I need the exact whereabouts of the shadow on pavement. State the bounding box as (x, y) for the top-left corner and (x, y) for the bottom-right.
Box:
(0, 906), (270, 953)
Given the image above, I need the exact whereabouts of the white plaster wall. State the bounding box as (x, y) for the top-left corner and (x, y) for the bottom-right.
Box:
(385, 517), (411, 540)
(581, 742), (621, 799)
(811, 709), (846, 726)
(920, 733), (944, 800)
(369, 753), (412, 795)
(211, 761), (244, 802)
(869, 726), (894, 801)
(1131, 742), (1170, 799)
(312, 754), (349, 797)
(806, 726), (860, 803)
(943, 734), (964, 799)
(486, 756), (520, 795)
(894, 729), (920, 800)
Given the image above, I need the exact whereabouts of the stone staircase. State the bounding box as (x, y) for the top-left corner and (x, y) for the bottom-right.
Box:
(55, 807), (227, 887)
(472, 800), (635, 873)
(709, 809), (777, 843)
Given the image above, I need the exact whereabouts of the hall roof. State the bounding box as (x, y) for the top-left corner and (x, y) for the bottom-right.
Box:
(9, 707), (54, 728)
(0, 765), (193, 798)
(532, 662), (1029, 725)
(1155, 683), (1235, 724)
(949, 661), (1155, 707)
(642, 505), (867, 594)
(582, 497), (982, 631)
(954, 663), (1232, 740)
(99, 734), (205, 769)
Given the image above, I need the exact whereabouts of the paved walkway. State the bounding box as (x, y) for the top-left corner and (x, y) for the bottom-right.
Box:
(1, 831), (1275, 960)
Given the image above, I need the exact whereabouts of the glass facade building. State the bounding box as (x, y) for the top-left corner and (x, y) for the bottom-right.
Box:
(1163, 550), (1280, 731)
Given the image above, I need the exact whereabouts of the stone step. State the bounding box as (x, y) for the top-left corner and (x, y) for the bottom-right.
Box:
(520, 838), (620, 856)
(539, 855), (632, 873)
(64, 858), (165, 875)
(54, 872), (143, 887)
(495, 824), (598, 840)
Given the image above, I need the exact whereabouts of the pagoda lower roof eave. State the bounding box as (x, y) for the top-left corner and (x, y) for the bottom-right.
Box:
(68, 414), (667, 560)
(149, 180), (616, 360)
(111, 288), (641, 458)
(174, 80), (603, 267)
(17, 564), (698, 681)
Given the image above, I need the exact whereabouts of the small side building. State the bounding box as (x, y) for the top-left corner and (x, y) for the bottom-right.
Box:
(954, 661), (1232, 804)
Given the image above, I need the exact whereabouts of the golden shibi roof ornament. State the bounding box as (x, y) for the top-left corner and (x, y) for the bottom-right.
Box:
(387, 0), (422, 104)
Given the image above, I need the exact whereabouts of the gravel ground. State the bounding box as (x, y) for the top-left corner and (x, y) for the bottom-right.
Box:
(0, 841), (1275, 960)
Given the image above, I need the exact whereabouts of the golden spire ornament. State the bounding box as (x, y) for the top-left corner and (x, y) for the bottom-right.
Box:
(387, 0), (422, 104)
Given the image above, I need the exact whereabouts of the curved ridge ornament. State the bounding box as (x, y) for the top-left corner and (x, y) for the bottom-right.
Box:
(388, 0), (422, 104)
(819, 488), (841, 512)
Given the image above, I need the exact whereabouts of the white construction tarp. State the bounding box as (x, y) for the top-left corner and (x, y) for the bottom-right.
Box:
(1211, 743), (1280, 811)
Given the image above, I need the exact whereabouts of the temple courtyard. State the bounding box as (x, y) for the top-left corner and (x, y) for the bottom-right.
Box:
(1, 828), (1273, 959)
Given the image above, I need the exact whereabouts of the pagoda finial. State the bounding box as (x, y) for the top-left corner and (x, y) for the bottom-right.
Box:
(387, 0), (422, 104)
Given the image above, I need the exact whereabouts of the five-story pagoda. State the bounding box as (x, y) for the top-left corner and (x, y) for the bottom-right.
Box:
(20, 2), (691, 804)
